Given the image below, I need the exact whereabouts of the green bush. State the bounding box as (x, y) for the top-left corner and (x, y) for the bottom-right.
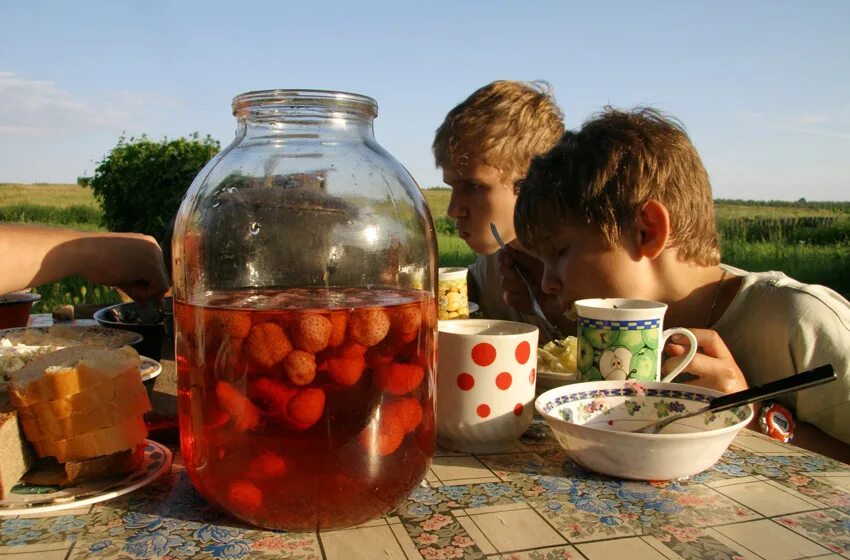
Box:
(78, 133), (220, 243)
(31, 277), (121, 313)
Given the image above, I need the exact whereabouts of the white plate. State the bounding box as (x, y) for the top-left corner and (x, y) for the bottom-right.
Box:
(0, 325), (143, 348)
(537, 368), (579, 391)
(0, 439), (172, 516)
(139, 356), (162, 382)
(1, 325), (144, 380)
(538, 369), (578, 383)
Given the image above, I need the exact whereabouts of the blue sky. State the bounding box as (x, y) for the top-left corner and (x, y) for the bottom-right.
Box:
(1, 0), (848, 200)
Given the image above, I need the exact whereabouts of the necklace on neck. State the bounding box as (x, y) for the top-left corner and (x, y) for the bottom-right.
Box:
(704, 268), (728, 328)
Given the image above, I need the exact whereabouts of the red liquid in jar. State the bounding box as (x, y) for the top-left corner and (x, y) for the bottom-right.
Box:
(175, 288), (436, 530)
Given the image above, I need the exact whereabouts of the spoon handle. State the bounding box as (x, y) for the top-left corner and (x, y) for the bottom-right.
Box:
(635, 364), (836, 434)
(708, 364), (835, 414)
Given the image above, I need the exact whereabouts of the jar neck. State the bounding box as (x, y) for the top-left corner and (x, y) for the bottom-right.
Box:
(232, 89), (377, 140)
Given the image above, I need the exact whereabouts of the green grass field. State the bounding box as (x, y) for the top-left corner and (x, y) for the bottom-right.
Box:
(423, 186), (850, 224)
(1, 183), (848, 311)
(0, 183), (116, 311)
(0, 183), (98, 208)
(422, 188), (850, 297)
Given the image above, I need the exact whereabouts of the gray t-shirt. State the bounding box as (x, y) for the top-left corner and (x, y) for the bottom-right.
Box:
(714, 265), (850, 444)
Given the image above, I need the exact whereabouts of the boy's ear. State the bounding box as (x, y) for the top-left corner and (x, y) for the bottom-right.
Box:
(632, 200), (671, 260)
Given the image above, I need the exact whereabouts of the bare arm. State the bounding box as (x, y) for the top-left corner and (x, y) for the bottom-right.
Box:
(0, 224), (169, 302)
(744, 407), (850, 463)
(787, 421), (850, 463)
(1, 225), (91, 292)
(665, 329), (850, 463)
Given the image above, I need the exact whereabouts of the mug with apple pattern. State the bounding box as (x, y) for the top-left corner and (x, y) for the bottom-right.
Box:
(574, 299), (697, 383)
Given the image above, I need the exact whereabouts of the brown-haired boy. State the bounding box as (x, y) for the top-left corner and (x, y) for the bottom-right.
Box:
(433, 80), (564, 335)
(507, 107), (850, 460)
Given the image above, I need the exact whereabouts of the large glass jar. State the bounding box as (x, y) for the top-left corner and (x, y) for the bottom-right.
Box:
(171, 90), (437, 530)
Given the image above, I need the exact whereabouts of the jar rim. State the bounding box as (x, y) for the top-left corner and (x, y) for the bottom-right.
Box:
(232, 89), (378, 118)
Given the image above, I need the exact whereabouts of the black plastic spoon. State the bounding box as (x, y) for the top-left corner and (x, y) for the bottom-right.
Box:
(632, 364), (836, 434)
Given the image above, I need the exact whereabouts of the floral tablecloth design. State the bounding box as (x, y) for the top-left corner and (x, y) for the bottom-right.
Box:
(3, 420), (850, 560)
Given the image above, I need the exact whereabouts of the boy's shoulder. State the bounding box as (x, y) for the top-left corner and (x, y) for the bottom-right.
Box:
(726, 266), (850, 332)
(469, 251), (498, 273)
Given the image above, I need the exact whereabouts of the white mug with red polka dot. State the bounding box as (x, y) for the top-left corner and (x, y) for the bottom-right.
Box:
(436, 319), (538, 453)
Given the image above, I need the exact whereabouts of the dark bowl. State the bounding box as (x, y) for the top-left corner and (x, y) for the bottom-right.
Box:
(140, 356), (163, 402)
(0, 291), (42, 329)
(93, 298), (173, 361)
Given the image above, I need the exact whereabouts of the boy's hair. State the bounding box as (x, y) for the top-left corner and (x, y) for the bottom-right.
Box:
(433, 80), (564, 181)
(515, 107), (720, 266)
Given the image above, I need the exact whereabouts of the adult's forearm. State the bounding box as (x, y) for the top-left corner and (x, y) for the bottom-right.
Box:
(0, 224), (87, 294)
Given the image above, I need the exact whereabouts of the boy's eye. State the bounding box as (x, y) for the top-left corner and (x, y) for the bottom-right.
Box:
(541, 244), (568, 259)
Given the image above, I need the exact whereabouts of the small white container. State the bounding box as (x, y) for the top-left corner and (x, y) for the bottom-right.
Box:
(437, 267), (469, 320)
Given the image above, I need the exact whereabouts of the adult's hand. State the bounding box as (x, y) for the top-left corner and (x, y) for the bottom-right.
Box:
(0, 225), (168, 302)
(662, 328), (749, 394)
(76, 233), (170, 302)
(497, 245), (564, 320)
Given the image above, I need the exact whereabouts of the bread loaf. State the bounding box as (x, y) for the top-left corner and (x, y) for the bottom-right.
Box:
(0, 401), (33, 499)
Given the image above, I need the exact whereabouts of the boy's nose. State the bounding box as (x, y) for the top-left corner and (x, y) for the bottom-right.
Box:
(540, 262), (562, 296)
(446, 193), (465, 218)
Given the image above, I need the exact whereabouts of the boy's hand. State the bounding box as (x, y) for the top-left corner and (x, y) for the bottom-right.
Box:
(497, 246), (563, 320)
(662, 329), (749, 394)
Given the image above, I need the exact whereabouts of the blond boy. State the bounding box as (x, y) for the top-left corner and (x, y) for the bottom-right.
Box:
(433, 80), (564, 335)
(508, 107), (850, 461)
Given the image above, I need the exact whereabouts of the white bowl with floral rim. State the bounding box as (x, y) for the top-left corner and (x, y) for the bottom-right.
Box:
(535, 380), (753, 480)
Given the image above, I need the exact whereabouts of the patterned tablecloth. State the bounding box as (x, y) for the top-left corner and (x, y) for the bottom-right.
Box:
(2, 419), (850, 560)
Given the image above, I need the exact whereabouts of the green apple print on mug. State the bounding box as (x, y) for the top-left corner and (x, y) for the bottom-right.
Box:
(575, 299), (698, 383)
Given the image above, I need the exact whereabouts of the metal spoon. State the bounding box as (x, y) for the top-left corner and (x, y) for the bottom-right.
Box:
(632, 364), (836, 434)
(490, 223), (565, 345)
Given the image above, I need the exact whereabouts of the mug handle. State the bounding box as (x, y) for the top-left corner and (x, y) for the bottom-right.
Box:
(659, 327), (698, 383)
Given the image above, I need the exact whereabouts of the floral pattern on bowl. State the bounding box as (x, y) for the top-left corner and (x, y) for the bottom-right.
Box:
(536, 380), (754, 480)
(542, 384), (750, 431)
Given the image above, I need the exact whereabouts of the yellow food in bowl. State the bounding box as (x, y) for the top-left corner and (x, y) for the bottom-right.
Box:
(537, 336), (578, 373)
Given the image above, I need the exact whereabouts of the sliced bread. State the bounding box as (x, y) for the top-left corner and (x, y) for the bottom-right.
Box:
(7, 345), (149, 462)
(18, 383), (151, 442)
(8, 346), (141, 407)
(18, 368), (147, 419)
(30, 415), (148, 462)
